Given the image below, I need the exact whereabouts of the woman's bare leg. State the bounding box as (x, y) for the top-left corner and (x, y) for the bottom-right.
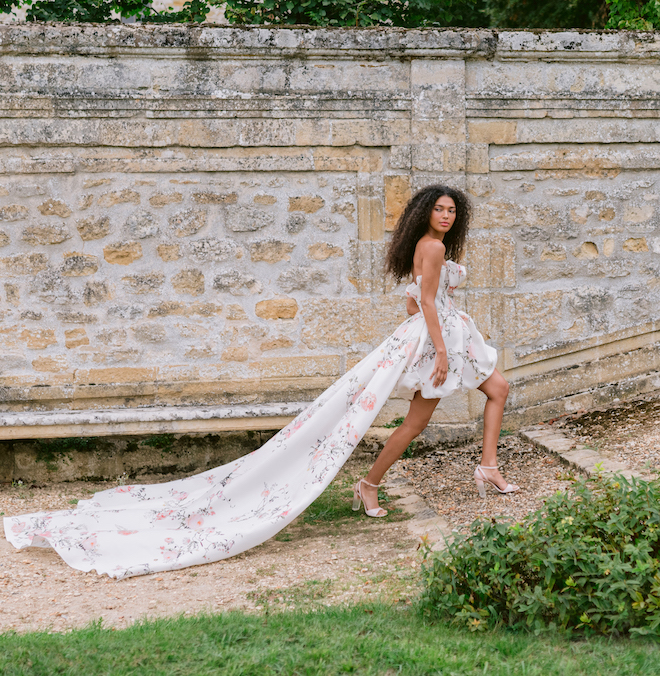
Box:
(359, 392), (440, 513)
(477, 369), (512, 490)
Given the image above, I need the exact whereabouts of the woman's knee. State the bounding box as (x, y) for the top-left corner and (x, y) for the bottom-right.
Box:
(494, 378), (509, 403)
(401, 414), (432, 438)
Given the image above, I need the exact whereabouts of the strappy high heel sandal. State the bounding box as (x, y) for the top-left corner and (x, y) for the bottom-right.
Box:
(352, 478), (387, 518)
(474, 465), (520, 499)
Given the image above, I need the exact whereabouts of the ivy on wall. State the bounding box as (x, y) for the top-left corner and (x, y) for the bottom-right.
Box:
(0, 0), (657, 33)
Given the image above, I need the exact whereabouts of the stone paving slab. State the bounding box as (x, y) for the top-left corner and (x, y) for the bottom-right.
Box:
(520, 424), (641, 479)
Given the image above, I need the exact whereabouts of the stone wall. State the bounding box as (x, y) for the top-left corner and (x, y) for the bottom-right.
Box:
(0, 25), (659, 443)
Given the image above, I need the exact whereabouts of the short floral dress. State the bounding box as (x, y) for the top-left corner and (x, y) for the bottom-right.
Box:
(396, 260), (498, 399)
(4, 261), (497, 579)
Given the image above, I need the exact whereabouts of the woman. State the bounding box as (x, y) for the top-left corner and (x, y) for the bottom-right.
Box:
(4, 184), (517, 579)
(353, 184), (518, 518)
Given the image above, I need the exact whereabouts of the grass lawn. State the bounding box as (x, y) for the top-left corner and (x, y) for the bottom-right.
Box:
(1, 603), (659, 676)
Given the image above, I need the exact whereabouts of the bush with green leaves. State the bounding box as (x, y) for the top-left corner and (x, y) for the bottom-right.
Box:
(419, 473), (660, 635)
(224, 0), (486, 27)
(483, 0), (608, 28)
(606, 0), (660, 28)
(0, 0), (212, 22)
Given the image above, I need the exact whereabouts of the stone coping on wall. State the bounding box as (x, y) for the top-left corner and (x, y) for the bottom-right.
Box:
(0, 403), (308, 440)
(1, 24), (660, 60)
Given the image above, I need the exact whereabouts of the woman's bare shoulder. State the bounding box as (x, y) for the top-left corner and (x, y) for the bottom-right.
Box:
(415, 237), (446, 260)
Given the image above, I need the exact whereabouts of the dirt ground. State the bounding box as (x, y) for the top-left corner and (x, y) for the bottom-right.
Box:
(0, 460), (422, 634)
(550, 390), (660, 475)
(2, 393), (657, 635)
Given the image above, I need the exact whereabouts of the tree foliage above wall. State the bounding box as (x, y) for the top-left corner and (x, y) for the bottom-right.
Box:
(0, 0), (657, 31)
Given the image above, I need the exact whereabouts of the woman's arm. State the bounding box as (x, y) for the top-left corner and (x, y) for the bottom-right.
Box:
(419, 240), (448, 387)
(406, 296), (420, 315)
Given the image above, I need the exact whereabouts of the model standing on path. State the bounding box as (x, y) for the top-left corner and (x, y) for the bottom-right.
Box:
(354, 184), (519, 517)
(5, 184), (518, 579)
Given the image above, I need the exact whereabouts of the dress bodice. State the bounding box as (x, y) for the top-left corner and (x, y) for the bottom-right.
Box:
(404, 260), (465, 313)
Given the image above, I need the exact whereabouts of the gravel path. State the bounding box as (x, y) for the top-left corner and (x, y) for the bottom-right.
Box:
(400, 434), (574, 531)
(0, 462), (421, 634)
(3, 391), (657, 635)
(549, 390), (660, 475)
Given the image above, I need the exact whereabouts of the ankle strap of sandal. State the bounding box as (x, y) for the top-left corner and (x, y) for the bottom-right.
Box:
(479, 465), (498, 469)
(360, 478), (379, 488)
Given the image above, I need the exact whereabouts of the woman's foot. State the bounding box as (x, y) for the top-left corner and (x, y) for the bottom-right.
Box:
(474, 465), (519, 498)
(352, 479), (387, 517)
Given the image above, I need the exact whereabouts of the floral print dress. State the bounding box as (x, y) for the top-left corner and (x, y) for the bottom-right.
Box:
(4, 260), (497, 579)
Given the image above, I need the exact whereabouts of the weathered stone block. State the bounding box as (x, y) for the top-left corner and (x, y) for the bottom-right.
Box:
(623, 237), (649, 252)
(188, 238), (237, 263)
(4, 282), (19, 306)
(22, 224), (71, 246)
(149, 192), (183, 207)
(76, 216), (111, 241)
(253, 194), (277, 205)
(65, 327), (89, 348)
(473, 200), (561, 230)
(172, 269), (205, 296)
(98, 190), (140, 207)
(226, 304), (247, 320)
(133, 323), (167, 343)
(32, 355), (69, 373)
(288, 196), (325, 213)
(157, 244), (181, 262)
(278, 266), (328, 292)
(83, 281), (112, 306)
(104, 241), (143, 265)
(540, 244), (567, 261)
(21, 328), (57, 349)
(0, 253), (48, 276)
(61, 253), (99, 276)
(285, 214), (307, 234)
(384, 175), (411, 231)
(260, 336), (294, 351)
(213, 271), (261, 295)
(573, 242), (599, 259)
(308, 243), (344, 260)
(503, 291), (562, 345)
(226, 205), (274, 232)
(466, 233), (516, 288)
(0, 230), (9, 247)
(468, 120), (517, 144)
(56, 311), (98, 323)
(255, 298), (298, 320)
(624, 205), (654, 223)
(37, 199), (71, 218)
(122, 272), (165, 294)
(222, 346), (248, 362)
(148, 301), (187, 317)
(169, 209), (207, 237)
(250, 239), (295, 263)
(95, 329), (127, 346)
(0, 205), (28, 222)
(192, 192), (237, 204)
(603, 238), (615, 257)
(126, 209), (159, 239)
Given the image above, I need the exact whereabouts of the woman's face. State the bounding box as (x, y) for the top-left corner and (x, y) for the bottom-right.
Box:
(428, 195), (456, 238)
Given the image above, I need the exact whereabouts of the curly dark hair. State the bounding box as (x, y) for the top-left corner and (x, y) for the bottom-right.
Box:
(385, 184), (471, 282)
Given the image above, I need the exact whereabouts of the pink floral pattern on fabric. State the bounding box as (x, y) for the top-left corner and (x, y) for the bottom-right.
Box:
(4, 260), (496, 579)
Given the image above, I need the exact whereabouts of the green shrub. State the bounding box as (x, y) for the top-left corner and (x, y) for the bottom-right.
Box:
(483, 0), (608, 28)
(605, 0), (660, 28)
(224, 0), (486, 27)
(419, 473), (660, 635)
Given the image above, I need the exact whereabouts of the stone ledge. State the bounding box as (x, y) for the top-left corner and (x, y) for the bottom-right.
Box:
(520, 425), (640, 479)
(0, 403), (309, 440)
(0, 25), (659, 61)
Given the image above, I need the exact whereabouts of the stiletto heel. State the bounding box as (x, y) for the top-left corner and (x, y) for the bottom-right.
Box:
(473, 465), (519, 498)
(352, 479), (387, 518)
